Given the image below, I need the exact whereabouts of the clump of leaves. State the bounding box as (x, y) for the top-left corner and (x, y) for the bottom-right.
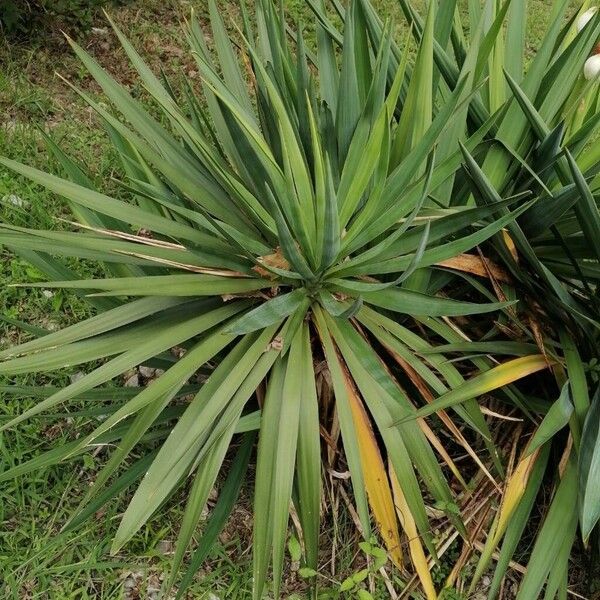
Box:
(1, 0), (599, 599)
(297, 538), (387, 599)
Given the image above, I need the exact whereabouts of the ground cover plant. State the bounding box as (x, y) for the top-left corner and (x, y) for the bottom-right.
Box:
(1, 0), (600, 598)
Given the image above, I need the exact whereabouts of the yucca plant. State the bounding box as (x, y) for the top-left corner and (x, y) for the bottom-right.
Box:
(1, 0), (600, 598)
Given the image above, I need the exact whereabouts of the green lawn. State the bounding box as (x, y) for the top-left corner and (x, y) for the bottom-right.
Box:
(0, 0), (579, 598)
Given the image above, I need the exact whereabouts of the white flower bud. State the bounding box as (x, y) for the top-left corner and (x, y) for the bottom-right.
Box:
(577, 7), (598, 32)
(584, 53), (600, 79)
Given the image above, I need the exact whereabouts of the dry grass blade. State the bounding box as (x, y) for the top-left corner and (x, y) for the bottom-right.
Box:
(114, 250), (247, 277)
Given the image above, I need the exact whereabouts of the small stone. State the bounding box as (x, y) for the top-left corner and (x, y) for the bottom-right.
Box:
(3, 194), (29, 208)
(70, 371), (85, 384)
(138, 365), (156, 379)
(170, 346), (186, 358)
(124, 373), (140, 387)
(156, 540), (174, 555)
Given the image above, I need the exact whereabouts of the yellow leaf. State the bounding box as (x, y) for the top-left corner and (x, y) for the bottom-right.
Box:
(502, 229), (519, 263)
(480, 355), (553, 390)
(389, 465), (437, 600)
(495, 448), (540, 535)
(408, 355), (553, 422)
(343, 370), (403, 567)
(469, 445), (540, 593)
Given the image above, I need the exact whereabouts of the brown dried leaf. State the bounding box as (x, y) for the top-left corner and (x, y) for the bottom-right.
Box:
(253, 247), (290, 279)
(436, 253), (511, 283)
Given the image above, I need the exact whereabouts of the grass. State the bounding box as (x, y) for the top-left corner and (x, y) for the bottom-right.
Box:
(0, 0), (581, 598)
(0, 4), (257, 598)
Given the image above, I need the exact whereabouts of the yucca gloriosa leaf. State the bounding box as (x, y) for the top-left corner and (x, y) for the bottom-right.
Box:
(1, 0), (599, 597)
